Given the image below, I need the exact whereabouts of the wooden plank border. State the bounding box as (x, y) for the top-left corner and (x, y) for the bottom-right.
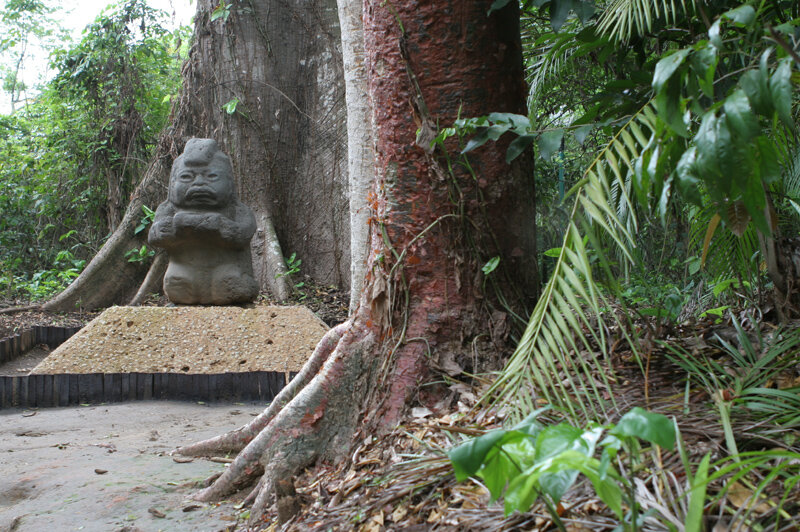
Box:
(0, 371), (285, 409)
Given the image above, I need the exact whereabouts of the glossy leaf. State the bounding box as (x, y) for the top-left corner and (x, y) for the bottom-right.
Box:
(769, 58), (793, 127)
(506, 134), (535, 162)
(609, 407), (675, 449)
(652, 48), (690, 94)
(723, 89), (759, 141)
(538, 129), (564, 162)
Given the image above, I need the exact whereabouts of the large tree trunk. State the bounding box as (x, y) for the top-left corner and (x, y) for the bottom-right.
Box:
(177, 0), (536, 523)
(44, 0), (349, 310)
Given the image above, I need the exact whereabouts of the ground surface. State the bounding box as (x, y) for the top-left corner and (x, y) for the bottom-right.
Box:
(0, 401), (262, 532)
(31, 306), (328, 374)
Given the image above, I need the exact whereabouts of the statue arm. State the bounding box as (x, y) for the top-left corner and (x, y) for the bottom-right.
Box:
(148, 203), (178, 248)
(218, 204), (256, 248)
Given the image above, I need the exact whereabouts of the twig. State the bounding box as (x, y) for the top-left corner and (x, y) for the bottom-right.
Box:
(0, 305), (41, 315)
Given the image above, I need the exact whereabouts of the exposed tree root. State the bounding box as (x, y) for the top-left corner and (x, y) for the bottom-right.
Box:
(128, 252), (168, 306)
(260, 214), (292, 303)
(186, 322), (377, 524)
(0, 305), (42, 315)
(175, 320), (351, 457)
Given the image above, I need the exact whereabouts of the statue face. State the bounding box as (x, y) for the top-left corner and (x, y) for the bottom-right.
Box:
(171, 158), (234, 209)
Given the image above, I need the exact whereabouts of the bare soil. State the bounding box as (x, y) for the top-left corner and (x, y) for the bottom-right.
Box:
(0, 401), (263, 532)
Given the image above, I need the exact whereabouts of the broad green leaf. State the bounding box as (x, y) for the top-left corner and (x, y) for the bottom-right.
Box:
(757, 136), (781, 185)
(448, 407), (547, 482)
(741, 50), (774, 117)
(462, 127), (491, 153)
(656, 77), (687, 136)
(538, 129), (564, 162)
(722, 4), (755, 26)
(723, 89), (759, 140)
(652, 48), (690, 94)
(689, 44), (717, 98)
(574, 1), (595, 24)
(709, 20), (722, 48)
(674, 147), (702, 206)
(482, 256), (500, 275)
(449, 429), (507, 481)
(487, 0), (514, 14)
(544, 246), (563, 258)
(210, 2), (230, 22)
(609, 407), (675, 449)
(769, 58), (793, 127)
(506, 135), (535, 162)
(574, 124), (593, 145)
(550, 0), (576, 32)
(487, 112), (530, 132)
(534, 424), (586, 501)
(221, 98), (239, 114)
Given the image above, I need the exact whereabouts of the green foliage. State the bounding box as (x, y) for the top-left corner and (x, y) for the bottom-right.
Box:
(664, 319), (800, 436)
(134, 205), (156, 235)
(0, 0), (184, 300)
(449, 407), (675, 525)
(210, 2), (231, 23)
(277, 253), (306, 298)
(125, 244), (154, 263)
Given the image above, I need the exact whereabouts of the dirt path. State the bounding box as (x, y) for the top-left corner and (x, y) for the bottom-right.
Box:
(0, 401), (264, 531)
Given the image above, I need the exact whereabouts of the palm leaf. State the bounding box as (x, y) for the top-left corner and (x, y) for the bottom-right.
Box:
(488, 104), (660, 423)
(688, 203), (760, 291)
(596, 0), (697, 42)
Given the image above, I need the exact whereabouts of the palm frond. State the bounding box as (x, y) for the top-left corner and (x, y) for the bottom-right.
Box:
(524, 30), (581, 107)
(488, 104), (660, 423)
(596, 0), (696, 42)
(688, 203), (760, 290)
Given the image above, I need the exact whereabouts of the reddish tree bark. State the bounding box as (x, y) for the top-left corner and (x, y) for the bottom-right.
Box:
(178, 0), (536, 522)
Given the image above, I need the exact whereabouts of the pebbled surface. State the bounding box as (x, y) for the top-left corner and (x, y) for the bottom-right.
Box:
(31, 305), (328, 375)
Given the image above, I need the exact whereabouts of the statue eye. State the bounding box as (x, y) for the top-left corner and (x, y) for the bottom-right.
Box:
(180, 173), (193, 181)
(208, 173), (218, 180)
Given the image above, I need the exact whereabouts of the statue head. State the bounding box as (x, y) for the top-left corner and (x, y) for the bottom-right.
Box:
(169, 138), (236, 209)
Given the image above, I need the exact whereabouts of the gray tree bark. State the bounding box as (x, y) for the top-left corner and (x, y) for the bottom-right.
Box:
(43, 0), (350, 310)
(337, 0), (375, 312)
(186, 0), (350, 292)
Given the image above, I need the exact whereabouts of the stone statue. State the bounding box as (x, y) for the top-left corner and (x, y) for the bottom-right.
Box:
(148, 138), (259, 305)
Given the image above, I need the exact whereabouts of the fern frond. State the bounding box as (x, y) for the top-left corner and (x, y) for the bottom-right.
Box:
(489, 104), (660, 423)
(596, 0), (697, 42)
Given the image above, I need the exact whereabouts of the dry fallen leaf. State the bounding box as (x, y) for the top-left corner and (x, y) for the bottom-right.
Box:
(391, 505), (408, 522)
(426, 508), (442, 524)
(148, 507), (166, 518)
(412, 407), (433, 419)
(94, 468), (108, 475)
(727, 480), (771, 514)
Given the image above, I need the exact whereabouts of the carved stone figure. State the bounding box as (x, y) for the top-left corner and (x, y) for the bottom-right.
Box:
(149, 138), (258, 305)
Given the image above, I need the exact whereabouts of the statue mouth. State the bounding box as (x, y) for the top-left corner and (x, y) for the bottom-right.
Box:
(186, 188), (217, 202)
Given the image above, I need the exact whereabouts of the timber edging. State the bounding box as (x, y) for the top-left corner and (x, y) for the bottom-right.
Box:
(0, 326), (289, 409)
(0, 371), (286, 409)
(0, 325), (83, 363)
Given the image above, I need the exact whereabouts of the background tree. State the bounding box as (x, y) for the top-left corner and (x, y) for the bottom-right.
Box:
(0, 0), (62, 113)
(39, 0), (350, 310)
(0, 0), (180, 302)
